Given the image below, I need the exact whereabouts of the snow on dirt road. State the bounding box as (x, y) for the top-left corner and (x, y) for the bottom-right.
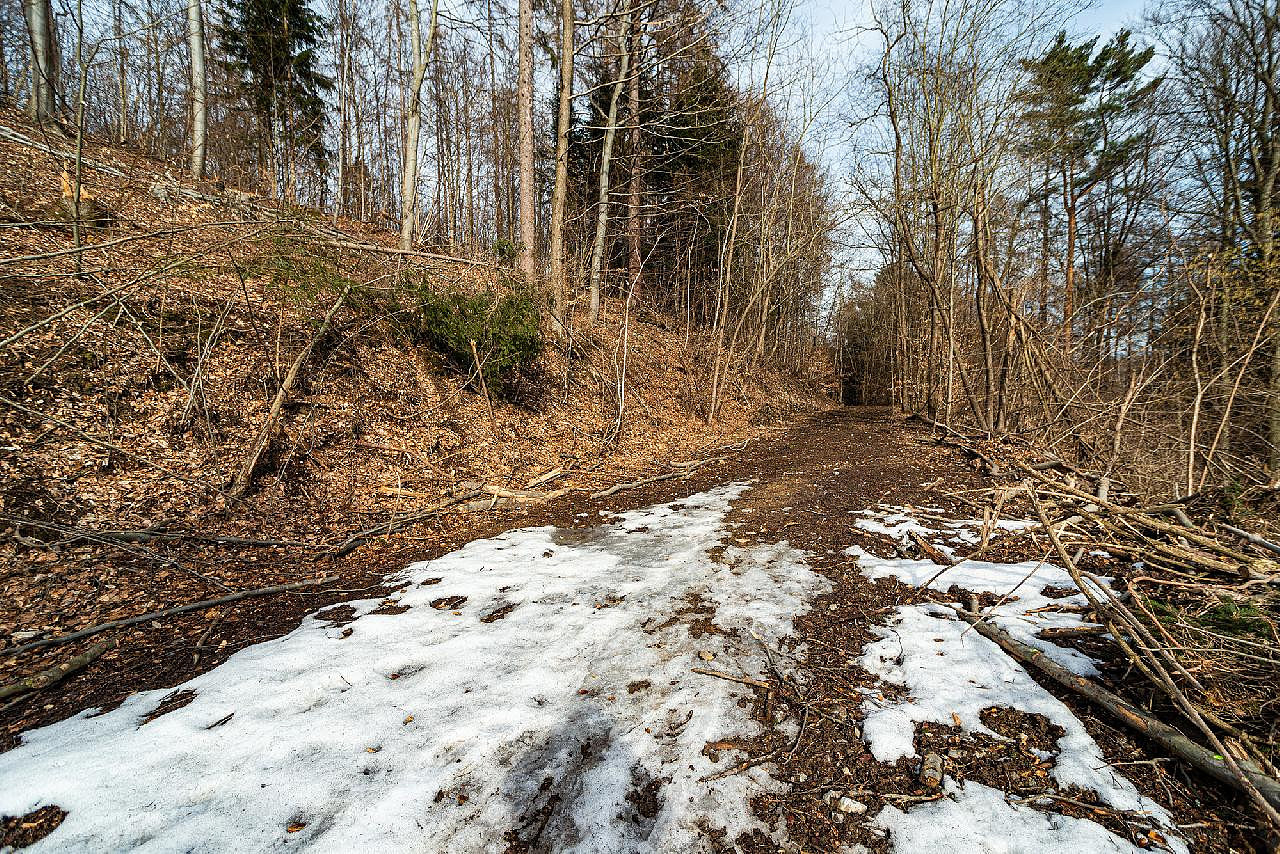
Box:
(1, 491), (1186, 853)
(1, 485), (824, 852)
(851, 507), (1188, 854)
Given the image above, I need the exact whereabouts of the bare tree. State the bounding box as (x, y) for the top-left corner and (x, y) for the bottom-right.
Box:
(588, 2), (632, 323)
(186, 0), (207, 178)
(398, 0), (441, 249)
(516, 0), (537, 281)
(625, 7), (642, 301)
(548, 0), (574, 329)
(22, 0), (57, 122)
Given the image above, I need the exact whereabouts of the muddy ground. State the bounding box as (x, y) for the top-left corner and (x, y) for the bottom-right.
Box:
(0, 407), (1257, 851)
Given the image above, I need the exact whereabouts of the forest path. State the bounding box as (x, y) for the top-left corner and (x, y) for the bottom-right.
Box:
(0, 410), (1194, 851)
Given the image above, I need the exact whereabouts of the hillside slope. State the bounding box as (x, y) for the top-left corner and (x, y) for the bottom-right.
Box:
(0, 111), (834, 740)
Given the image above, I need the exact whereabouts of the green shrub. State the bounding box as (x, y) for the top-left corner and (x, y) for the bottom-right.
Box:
(1148, 593), (1275, 639)
(1194, 598), (1273, 638)
(413, 288), (541, 397)
(491, 239), (521, 266)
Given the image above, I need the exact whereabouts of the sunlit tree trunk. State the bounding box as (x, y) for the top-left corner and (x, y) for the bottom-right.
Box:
(399, 0), (440, 249)
(548, 0), (574, 330)
(113, 0), (128, 142)
(516, 0), (537, 281)
(186, 0), (208, 179)
(625, 10), (642, 302)
(23, 0), (58, 122)
(588, 4), (632, 323)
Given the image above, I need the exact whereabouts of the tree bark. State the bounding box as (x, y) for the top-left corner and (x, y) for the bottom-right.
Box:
(398, 0), (440, 250)
(1062, 172), (1076, 355)
(113, 0), (127, 143)
(625, 9), (642, 302)
(186, 0), (207, 179)
(587, 5), (632, 323)
(548, 0), (574, 331)
(516, 0), (537, 281)
(1269, 329), (1280, 477)
(484, 0), (504, 243)
(23, 0), (57, 123)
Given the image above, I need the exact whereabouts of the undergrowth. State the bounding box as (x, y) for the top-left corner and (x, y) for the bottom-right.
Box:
(242, 235), (544, 400)
(406, 284), (541, 398)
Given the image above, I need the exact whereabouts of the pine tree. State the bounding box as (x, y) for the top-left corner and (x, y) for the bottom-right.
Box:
(1019, 30), (1159, 351)
(219, 0), (333, 189)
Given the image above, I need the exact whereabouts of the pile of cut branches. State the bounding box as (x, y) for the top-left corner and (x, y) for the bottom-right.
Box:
(939, 429), (1280, 840)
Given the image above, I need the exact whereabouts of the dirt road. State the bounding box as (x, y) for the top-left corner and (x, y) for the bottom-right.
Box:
(0, 409), (1237, 851)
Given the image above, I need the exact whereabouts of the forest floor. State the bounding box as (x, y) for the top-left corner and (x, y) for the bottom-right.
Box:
(0, 105), (832, 744)
(0, 407), (1258, 853)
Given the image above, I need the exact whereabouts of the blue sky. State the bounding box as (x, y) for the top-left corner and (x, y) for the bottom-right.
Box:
(800, 0), (1149, 36)
(789, 0), (1152, 71)
(774, 0), (1156, 295)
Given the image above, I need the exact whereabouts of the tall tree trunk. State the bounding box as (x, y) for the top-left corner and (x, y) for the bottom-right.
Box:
(23, 0), (57, 122)
(186, 0), (208, 179)
(1038, 167), (1050, 325)
(0, 25), (10, 101)
(398, 0), (440, 250)
(516, 0), (537, 281)
(1269, 327), (1280, 477)
(625, 10), (642, 302)
(334, 0), (350, 221)
(485, 0), (503, 242)
(587, 5), (632, 324)
(1062, 172), (1077, 356)
(707, 123), (749, 423)
(113, 0), (127, 142)
(548, 0), (574, 330)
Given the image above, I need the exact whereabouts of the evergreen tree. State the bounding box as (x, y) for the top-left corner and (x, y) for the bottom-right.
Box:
(1019, 30), (1159, 349)
(219, 0), (333, 182)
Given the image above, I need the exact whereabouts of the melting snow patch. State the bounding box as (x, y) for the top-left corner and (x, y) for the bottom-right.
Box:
(0, 484), (828, 853)
(874, 779), (1159, 853)
(849, 506), (1186, 854)
(847, 545), (1102, 675)
(860, 603), (1158, 814)
(851, 506), (1035, 553)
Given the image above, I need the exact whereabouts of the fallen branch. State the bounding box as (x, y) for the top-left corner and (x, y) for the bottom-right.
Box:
(229, 282), (352, 500)
(328, 491), (482, 557)
(302, 234), (496, 267)
(909, 529), (954, 567)
(376, 486), (442, 499)
(953, 607), (1280, 812)
(1221, 523), (1280, 559)
(482, 484), (569, 503)
(4, 514), (232, 593)
(525, 467), (567, 488)
(591, 459), (714, 499)
(469, 339), (495, 422)
(1036, 625), (1109, 639)
(591, 470), (687, 498)
(698, 747), (779, 782)
(4, 577), (339, 657)
(0, 221), (264, 266)
(1020, 462), (1258, 569)
(0, 394), (223, 495)
(690, 666), (772, 689)
(0, 639), (116, 701)
(62, 528), (318, 549)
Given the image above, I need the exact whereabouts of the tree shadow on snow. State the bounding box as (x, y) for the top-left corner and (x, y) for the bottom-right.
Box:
(498, 702), (665, 852)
